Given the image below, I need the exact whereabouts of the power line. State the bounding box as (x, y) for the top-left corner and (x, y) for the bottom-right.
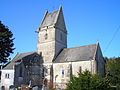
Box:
(104, 25), (120, 53)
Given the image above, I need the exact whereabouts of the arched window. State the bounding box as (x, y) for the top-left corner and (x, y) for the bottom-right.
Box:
(61, 67), (64, 78)
(42, 68), (44, 78)
(66, 66), (70, 77)
(79, 66), (82, 73)
(44, 33), (48, 40)
(19, 67), (22, 77)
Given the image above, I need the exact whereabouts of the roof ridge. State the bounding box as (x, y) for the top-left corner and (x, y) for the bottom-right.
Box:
(66, 43), (97, 49)
(2, 51), (37, 70)
(48, 10), (58, 14)
(18, 51), (36, 55)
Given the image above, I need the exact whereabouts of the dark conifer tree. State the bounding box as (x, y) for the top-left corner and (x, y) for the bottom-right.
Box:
(0, 21), (14, 63)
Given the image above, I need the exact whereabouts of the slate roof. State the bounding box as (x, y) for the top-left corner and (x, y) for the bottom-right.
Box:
(3, 52), (35, 70)
(54, 44), (98, 63)
(40, 10), (59, 28)
(39, 6), (64, 29)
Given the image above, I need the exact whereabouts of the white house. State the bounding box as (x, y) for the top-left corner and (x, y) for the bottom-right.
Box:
(0, 55), (16, 90)
(1, 70), (14, 90)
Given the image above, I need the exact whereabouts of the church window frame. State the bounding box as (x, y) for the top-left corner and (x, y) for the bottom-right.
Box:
(61, 67), (64, 78)
(44, 33), (48, 40)
(47, 68), (50, 75)
(19, 67), (22, 77)
(42, 68), (44, 78)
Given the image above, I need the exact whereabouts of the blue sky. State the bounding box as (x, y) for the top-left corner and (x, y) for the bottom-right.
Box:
(0, 0), (120, 58)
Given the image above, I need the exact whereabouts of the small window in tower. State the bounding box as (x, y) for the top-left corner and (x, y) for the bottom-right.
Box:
(40, 52), (42, 56)
(44, 33), (48, 40)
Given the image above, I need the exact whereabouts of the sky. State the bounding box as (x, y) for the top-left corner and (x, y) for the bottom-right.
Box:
(0, 0), (120, 59)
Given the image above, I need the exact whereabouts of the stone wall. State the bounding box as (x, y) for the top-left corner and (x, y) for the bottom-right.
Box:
(53, 60), (96, 89)
(37, 27), (56, 63)
(72, 60), (96, 76)
(95, 45), (105, 77)
(53, 62), (71, 89)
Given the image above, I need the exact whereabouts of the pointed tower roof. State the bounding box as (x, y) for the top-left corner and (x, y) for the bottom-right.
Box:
(39, 6), (63, 30)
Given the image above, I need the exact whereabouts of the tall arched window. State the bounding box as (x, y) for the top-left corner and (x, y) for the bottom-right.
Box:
(61, 67), (64, 78)
(19, 67), (22, 77)
(79, 66), (82, 73)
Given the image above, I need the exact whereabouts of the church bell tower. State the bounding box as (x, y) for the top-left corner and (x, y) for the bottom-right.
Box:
(37, 6), (67, 63)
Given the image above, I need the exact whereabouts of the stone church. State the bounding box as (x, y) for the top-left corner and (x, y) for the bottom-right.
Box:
(1, 6), (105, 90)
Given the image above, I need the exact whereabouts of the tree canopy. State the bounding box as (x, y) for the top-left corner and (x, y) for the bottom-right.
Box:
(106, 57), (120, 86)
(66, 70), (111, 90)
(0, 21), (14, 63)
(66, 57), (120, 90)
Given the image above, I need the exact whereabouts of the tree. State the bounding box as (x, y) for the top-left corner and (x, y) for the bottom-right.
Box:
(0, 21), (14, 63)
(106, 57), (120, 86)
(66, 70), (111, 90)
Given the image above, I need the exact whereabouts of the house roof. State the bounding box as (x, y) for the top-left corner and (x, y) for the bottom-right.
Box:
(3, 52), (35, 70)
(54, 44), (98, 63)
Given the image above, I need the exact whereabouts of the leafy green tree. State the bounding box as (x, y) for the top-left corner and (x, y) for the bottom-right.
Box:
(66, 70), (111, 90)
(0, 21), (14, 63)
(106, 57), (120, 86)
